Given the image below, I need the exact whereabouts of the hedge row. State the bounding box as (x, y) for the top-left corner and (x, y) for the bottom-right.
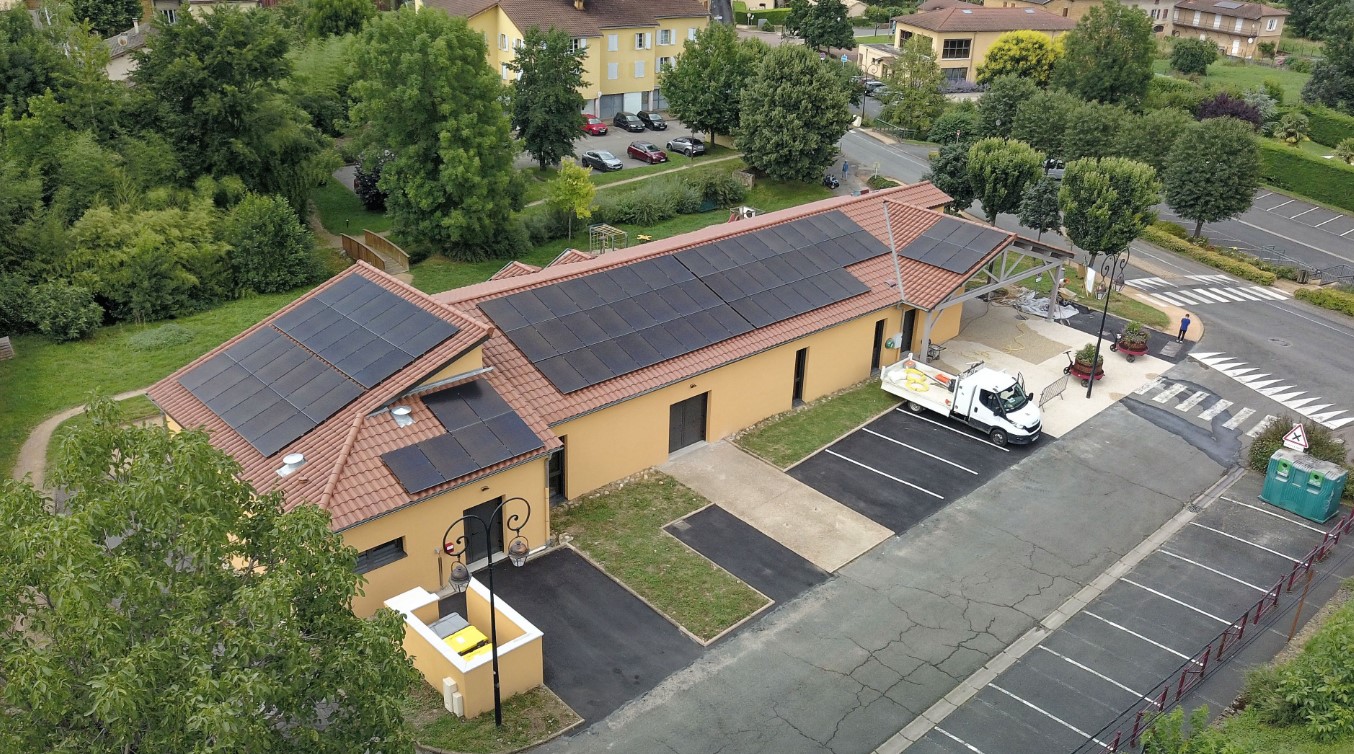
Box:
(1302, 105), (1354, 149)
(1258, 140), (1354, 215)
(1295, 287), (1354, 317)
(737, 8), (792, 25)
(1141, 227), (1278, 285)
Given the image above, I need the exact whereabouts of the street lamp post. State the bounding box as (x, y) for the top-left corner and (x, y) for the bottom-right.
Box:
(1086, 247), (1132, 399)
(442, 496), (533, 728)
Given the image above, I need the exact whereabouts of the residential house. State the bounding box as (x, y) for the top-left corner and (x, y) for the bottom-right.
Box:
(146, 182), (1072, 618)
(981, 0), (1175, 33)
(104, 21), (153, 81)
(150, 0), (269, 24)
(894, 6), (1076, 84)
(420, 0), (710, 118)
(1171, 0), (1286, 59)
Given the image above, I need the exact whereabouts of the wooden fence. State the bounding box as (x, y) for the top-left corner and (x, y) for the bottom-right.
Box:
(340, 231), (410, 274)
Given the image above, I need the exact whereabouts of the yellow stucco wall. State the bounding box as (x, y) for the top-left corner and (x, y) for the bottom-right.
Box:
(418, 347), (485, 387)
(345, 459), (550, 617)
(554, 307), (922, 498)
(896, 24), (1069, 81)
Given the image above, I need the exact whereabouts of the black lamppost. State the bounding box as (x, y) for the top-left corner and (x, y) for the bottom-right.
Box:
(442, 496), (533, 728)
(1086, 247), (1132, 399)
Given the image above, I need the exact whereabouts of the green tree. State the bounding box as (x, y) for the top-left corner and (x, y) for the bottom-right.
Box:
(1276, 111), (1311, 143)
(1018, 177), (1062, 241)
(879, 34), (946, 136)
(1010, 88), (1079, 157)
(660, 23), (766, 144)
(70, 0), (140, 37)
(0, 6), (71, 117)
(1284, 0), (1349, 39)
(226, 193), (323, 295)
(351, 8), (526, 261)
(976, 30), (1062, 87)
(510, 27), (587, 171)
(546, 158), (596, 238)
(1060, 101), (1126, 161)
(306, 0), (377, 37)
(1059, 156), (1159, 262)
(1052, 0), (1155, 106)
(1163, 116), (1260, 238)
(1112, 107), (1196, 173)
(738, 44), (852, 181)
(799, 0), (856, 51)
(977, 74), (1039, 139)
(924, 142), (975, 213)
(966, 137), (1045, 224)
(928, 101), (980, 146)
(0, 400), (419, 754)
(1170, 37), (1218, 76)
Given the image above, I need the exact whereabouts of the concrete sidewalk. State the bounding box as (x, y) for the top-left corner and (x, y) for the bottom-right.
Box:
(663, 442), (891, 573)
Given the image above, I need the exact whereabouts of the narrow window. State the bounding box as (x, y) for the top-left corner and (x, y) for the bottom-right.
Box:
(355, 538), (406, 574)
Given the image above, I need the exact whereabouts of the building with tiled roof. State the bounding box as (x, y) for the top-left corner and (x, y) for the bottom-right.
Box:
(417, 0), (710, 118)
(982, 0), (1175, 34)
(895, 5), (1075, 83)
(1171, 0), (1287, 59)
(149, 183), (1076, 617)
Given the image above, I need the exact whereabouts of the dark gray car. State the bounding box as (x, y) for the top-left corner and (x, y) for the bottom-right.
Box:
(613, 112), (646, 132)
(580, 150), (624, 171)
(637, 110), (668, 130)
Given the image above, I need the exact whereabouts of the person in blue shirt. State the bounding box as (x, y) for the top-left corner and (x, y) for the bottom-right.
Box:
(1177, 313), (1191, 342)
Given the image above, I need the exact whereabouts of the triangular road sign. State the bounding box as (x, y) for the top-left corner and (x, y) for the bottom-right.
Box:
(1282, 424), (1309, 451)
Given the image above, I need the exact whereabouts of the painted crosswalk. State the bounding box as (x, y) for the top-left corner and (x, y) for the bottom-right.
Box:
(1192, 352), (1354, 429)
(1133, 379), (1277, 437)
(1127, 275), (1290, 307)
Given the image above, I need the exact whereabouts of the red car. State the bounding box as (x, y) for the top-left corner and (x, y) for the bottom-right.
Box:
(626, 141), (667, 164)
(580, 114), (608, 136)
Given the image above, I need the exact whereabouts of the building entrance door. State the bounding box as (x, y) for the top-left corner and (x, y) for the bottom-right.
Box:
(461, 498), (505, 566)
(668, 393), (708, 453)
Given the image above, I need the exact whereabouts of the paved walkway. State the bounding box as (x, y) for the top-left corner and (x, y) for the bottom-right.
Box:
(12, 388), (147, 489)
(663, 442), (891, 572)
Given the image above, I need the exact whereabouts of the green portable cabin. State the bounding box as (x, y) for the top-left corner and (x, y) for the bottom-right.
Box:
(1260, 448), (1348, 523)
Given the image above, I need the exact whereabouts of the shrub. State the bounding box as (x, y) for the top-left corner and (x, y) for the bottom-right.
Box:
(1152, 220), (1189, 238)
(1277, 595), (1354, 739)
(226, 194), (324, 295)
(1336, 138), (1354, 165)
(522, 210), (557, 246)
(928, 103), (980, 145)
(1247, 415), (1348, 473)
(685, 170), (747, 208)
(1171, 38), (1217, 76)
(30, 283), (103, 342)
(867, 174), (900, 189)
(1141, 228), (1277, 285)
(128, 324), (194, 352)
(1288, 57), (1313, 73)
(748, 8), (791, 25)
(1276, 112), (1310, 144)
(1145, 76), (1207, 112)
(1296, 287), (1354, 317)
(0, 275), (32, 334)
(1258, 139), (1354, 214)
(354, 149), (393, 211)
(1303, 106), (1354, 148)
(1195, 92), (1263, 130)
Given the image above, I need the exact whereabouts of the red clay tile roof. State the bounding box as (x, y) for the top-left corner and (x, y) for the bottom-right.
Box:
(902, 6), (1077, 31)
(146, 263), (557, 531)
(916, 0), (979, 12)
(434, 183), (1012, 428)
(547, 248), (596, 267)
(491, 261), (542, 280)
(1174, 0), (1288, 18)
(423, 0), (709, 37)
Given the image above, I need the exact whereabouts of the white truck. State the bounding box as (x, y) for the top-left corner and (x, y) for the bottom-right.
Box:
(881, 353), (1042, 446)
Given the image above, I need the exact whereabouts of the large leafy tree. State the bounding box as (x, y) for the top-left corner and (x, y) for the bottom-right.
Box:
(879, 34), (947, 136)
(966, 137), (1045, 225)
(1060, 101), (1127, 161)
(1170, 38), (1217, 76)
(70, 0), (140, 37)
(1285, 0), (1350, 39)
(306, 0), (377, 37)
(351, 8), (525, 261)
(0, 6), (71, 117)
(737, 44), (852, 181)
(660, 23), (766, 144)
(509, 26), (587, 171)
(976, 31), (1062, 87)
(1059, 156), (1159, 262)
(0, 400), (420, 753)
(1052, 0), (1155, 106)
(1163, 116), (1260, 238)
(1010, 88), (1079, 157)
(798, 0), (856, 52)
(1018, 177), (1062, 241)
(977, 74), (1039, 139)
(1113, 107), (1196, 173)
(924, 142), (975, 213)
(1301, 15), (1354, 115)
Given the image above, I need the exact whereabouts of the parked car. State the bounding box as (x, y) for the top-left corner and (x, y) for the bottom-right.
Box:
(863, 79), (885, 94)
(580, 150), (624, 171)
(580, 113), (608, 136)
(666, 135), (706, 156)
(613, 111), (647, 132)
(1044, 159), (1066, 180)
(637, 110), (668, 130)
(866, 84), (891, 99)
(627, 141), (668, 164)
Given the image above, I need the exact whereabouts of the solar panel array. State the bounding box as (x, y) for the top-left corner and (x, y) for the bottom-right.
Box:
(894, 215), (1008, 274)
(180, 275), (461, 457)
(479, 211), (884, 393)
(381, 380), (544, 494)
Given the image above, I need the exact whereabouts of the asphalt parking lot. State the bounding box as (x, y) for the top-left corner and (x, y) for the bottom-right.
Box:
(788, 408), (1038, 534)
(570, 115), (707, 171)
(1254, 189), (1354, 239)
(910, 474), (1353, 754)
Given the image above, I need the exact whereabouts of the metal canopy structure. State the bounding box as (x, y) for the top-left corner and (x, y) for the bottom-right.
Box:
(589, 224), (628, 255)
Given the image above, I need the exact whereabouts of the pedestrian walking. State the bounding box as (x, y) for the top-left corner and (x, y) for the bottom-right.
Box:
(1177, 313), (1191, 342)
(841, 160), (850, 178)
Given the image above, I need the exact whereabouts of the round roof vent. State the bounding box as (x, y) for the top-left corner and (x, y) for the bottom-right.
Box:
(392, 406), (412, 417)
(283, 453), (305, 466)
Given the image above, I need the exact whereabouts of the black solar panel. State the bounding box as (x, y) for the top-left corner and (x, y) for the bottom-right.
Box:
(383, 379), (545, 494)
(897, 216), (1007, 274)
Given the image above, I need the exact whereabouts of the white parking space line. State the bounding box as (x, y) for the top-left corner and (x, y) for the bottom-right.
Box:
(990, 684), (1105, 745)
(1121, 578), (1230, 624)
(1197, 399), (1233, 421)
(1189, 522), (1301, 562)
(935, 727), (985, 753)
(1223, 497), (1328, 534)
(1153, 384), (1189, 404)
(1315, 215), (1341, 227)
(863, 428), (978, 474)
(1222, 407), (1255, 429)
(892, 409), (1010, 452)
(1342, 227), (1354, 237)
(1267, 199), (1295, 211)
(825, 450), (945, 499)
(1246, 415), (1278, 437)
(1084, 611), (1192, 660)
(1037, 646), (1144, 697)
(1256, 191), (1272, 200)
(1176, 391), (1209, 412)
(1290, 207), (1319, 219)
(1159, 550), (1268, 592)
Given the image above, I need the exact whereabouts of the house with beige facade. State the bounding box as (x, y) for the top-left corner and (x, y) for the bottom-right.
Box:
(894, 6), (1075, 84)
(420, 0), (710, 117)
(1171, 0), (1286, 59)
(983, 0), (1175, 33)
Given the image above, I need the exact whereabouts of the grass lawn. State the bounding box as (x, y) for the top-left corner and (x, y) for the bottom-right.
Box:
(1292, 138), (1338, 158)
(591, 145), (738, 187)
(736, 381), (899, 468)
(1204, 710), (1354, 753)
(0, 291), (304, 477)
(1152, 59), (1311, 104)
(47, 395), (160, 463)
(312, 177), (392, 236)
(551, 471), (768, 641)
(403, 684), (579, 753)
(855, 34), (892, 44)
